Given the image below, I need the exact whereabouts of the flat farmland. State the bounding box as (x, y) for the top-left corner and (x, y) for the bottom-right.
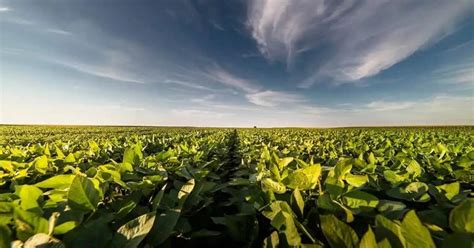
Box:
(0, 126), (472, 247)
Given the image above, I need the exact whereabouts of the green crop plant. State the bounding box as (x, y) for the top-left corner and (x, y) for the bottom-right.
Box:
(0, 126), (472, 247)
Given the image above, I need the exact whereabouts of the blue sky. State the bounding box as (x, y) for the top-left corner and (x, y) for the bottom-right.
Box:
(1, 0), (473, 127)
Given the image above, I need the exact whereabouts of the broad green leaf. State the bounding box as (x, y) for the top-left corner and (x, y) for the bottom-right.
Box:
(401, 210), (435, 248)
(334, 160), (352, 180)
(418, 209), (449, 229)
(320, 214), (359, 248)
(291, 189), (304, 216)
(262, 178), (287, 194)
(54, 221), (79, 235)
(53, 210), (84, 235)
(35, 175), (75, 189)
(177, 179), (195, 207)
(148, 209), (180, 245)
(113, 212), (156, 248)
(281, 212), (301, 246)
(375, 215), (405, 248)
(383, 170), (406, 185)
(283, 171), (310, 189)
(377, 238), (393, 248)
(406, 160), (422, 177)
(0, 160), (13, 173)
(302, 164), (322, 188)
(377, 200), (406, 213)
(64, 153), (76, 164)
(88, 141), (99, 153)
(295, 158), (309, 168)
(468, 150), (474, 160)
(435, 182), (460, 202)
(437, 143), (448, 159)
(317, 194), (340, 212)
(269, 211), (301, 246)
(405, 182), (430, 201)
(15, 185), (43, 213)
(148, 179), (194, 245)
(152, 184), (167, 211)
(13, 208), (49, 241)
(55, 145), (65, 159)
(324, 176), (345, 197)
(294, 220), (318, 244)
(333, 201), (355, 223)
(33, 155), (49, 174)
(441, 233), (473, 248)
(359, 226), (377, 248)
(0, 225), (11, 248)
(346, 174), (368, 187)
(368, 152), (376, 165)
(63, 214), (114, 248)
(43, 144), (51, 157)
(262, 201), (293, 221)
(120, 162), (134, 173)
(263, 231), (280, 248)
(67, 176), (101, 212)
(123, 144), (143, 168)
(342, 190), (378, 213)
(449, 198), (474, 233)
(457, 156), (473, 168)
(387, 182), (430, 202)
(277, 157), (294, 169)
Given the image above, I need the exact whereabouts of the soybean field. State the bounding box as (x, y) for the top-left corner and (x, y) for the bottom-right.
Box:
(0, 126), (473, 247)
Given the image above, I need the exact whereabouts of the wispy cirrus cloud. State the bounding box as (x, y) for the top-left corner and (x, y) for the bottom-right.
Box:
(4, 46), (148, 84)
(190, 94), (216, 103)
(432, 62), (474, 85)
(3, 14), (71, 35)
(163, 79), (219, 92)
(247, 0), (473, 86)
(365, 101), (416, 112)
(246, 90), (306, 107)
(202, 65), (308, 107)
(205, 65), (260, 93)
(0, 6), (11, 12)
(45, 28), (72, 36)
(49, 57), (148, 84)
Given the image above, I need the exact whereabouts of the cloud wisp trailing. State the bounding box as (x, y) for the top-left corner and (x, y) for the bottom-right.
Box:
(204, 65), (260, 93)
(0, 6), (11, 12)
(247, 0), (473, 86)
(202, 65), (306, 107)
(432, 62), (474, 85)
(246, 90), (306, 107)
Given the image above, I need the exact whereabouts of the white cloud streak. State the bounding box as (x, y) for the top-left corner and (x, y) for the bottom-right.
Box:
(202, 65), (308, 107)
(205, 65), (260, 93)
(432, 62), (474, 85)
(45, 28), (72, 36)
(365, 101), (416, 112)
(47, 56), (147, 84)
(164, 79), (218, 92)
(246, 90), (306, 107)
(247, 0), (473, 86)
(0, 4), (11, 12)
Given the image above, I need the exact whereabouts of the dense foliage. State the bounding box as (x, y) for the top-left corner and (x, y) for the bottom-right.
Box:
(0, 126), (473, 247)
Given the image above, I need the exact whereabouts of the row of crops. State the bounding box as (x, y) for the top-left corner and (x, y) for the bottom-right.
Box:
(0, 126), (472, 247)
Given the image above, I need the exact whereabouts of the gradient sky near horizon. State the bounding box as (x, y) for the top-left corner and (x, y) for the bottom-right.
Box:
(1, 0), (473, 127)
